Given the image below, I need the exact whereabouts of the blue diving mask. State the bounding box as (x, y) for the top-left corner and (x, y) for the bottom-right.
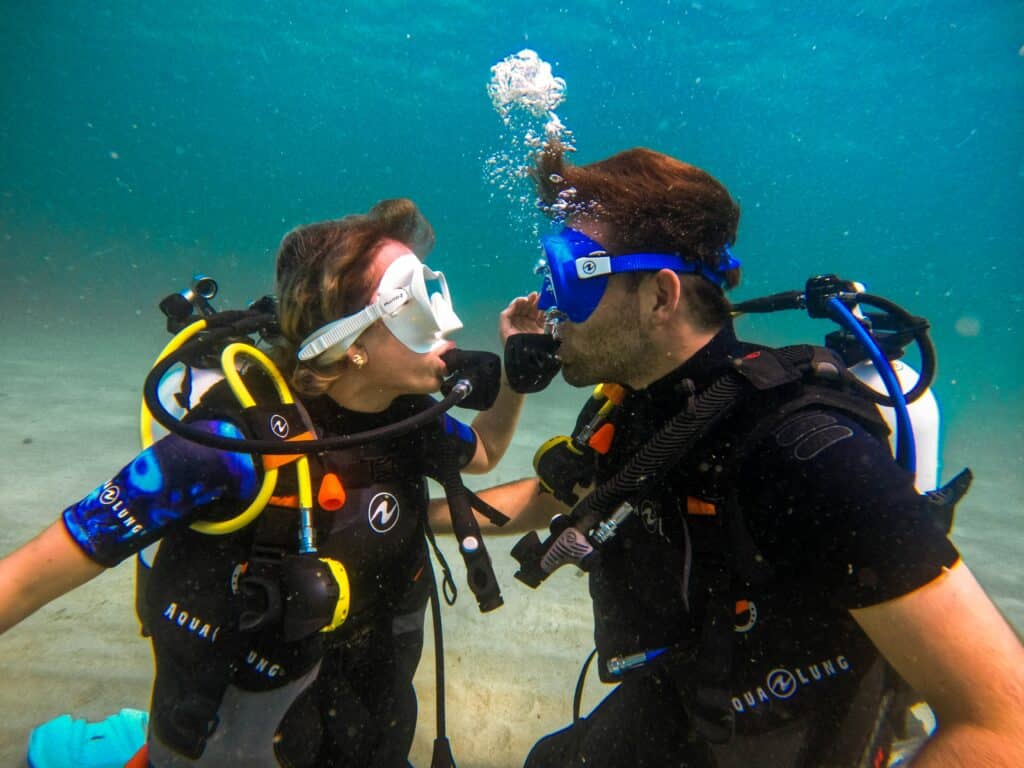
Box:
(535, 227), (740, 323)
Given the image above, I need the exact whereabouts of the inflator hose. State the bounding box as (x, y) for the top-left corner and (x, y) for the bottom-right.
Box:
(143, 317), (469, 454)
(434, 435), (504, 613)
(426, 561), (456, 768)
(829, 297), (916, 472)
(567, 368), (750, 533)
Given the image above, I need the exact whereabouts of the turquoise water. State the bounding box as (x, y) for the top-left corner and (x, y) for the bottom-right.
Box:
(0, 3), (1022, 763)
(3, 3), (1022, 418)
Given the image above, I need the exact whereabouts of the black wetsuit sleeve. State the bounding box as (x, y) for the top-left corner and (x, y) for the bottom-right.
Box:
(739, 410), (960, 608)
(61, 420), (260, 567)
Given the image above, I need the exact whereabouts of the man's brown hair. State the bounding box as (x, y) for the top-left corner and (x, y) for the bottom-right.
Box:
(535, 145), (740, 328)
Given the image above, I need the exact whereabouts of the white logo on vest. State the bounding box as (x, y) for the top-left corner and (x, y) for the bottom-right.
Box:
(99, 484), (121, 505)
(269, 414), (290, 438)
(369, 492), (400, 533)
(767, 668), (798, 699)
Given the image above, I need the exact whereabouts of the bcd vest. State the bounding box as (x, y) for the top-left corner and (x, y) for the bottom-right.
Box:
(139, 382), (437, 759)
(571, 344), (947, 766)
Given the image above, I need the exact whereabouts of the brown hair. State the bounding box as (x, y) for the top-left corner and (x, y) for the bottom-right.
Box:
(535, 145), (740, 328)
(273, 198), (435, 395)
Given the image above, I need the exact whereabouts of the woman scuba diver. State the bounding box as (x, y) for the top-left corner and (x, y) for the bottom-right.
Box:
(0, 198), (544, 767)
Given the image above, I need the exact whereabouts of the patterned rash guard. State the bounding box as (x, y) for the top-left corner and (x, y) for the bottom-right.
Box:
(62, 420), (259, 566)
(62, 401), (475, 569)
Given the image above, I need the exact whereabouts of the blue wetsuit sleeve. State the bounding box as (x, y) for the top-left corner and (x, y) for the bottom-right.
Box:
(62, 420), (259, 567)
(440, 413), (478, 468)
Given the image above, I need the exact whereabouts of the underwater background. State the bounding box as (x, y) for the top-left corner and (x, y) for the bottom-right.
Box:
(1, 1), (1021, 765)
(3, 0), (1023, 402)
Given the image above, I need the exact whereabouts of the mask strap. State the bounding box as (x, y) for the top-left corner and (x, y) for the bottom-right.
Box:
(298, 288), (410, 362)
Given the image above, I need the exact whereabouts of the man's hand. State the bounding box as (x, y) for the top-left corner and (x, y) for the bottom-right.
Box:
(500, 292), (545, 344)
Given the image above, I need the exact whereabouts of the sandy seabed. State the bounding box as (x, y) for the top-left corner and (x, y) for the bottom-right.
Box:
(0, 329), (1020, 768)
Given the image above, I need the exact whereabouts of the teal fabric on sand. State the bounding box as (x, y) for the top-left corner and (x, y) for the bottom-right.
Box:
(27, 709), (148, 768)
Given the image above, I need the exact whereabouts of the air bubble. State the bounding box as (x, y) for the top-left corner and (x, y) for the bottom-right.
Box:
(484, 49), (577, 240)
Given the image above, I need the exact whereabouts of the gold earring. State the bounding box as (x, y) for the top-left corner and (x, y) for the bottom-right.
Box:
(351, 351), (367, 369)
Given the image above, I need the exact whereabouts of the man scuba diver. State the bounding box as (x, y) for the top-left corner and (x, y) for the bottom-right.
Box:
(479, 146), (1024, 767)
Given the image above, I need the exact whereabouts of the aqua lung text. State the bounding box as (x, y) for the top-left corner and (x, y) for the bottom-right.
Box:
(245, 650), (285, 679)
(99, 481), (145, 536)
(161, 602), (222, 644)
(732, 654), (851, 713)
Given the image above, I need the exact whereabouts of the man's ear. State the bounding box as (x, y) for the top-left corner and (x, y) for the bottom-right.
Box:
(647, 268), (682, 322)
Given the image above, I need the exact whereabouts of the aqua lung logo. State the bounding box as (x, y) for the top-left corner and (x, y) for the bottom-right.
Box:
(245, 650), (284, 679)
(269, 414), (290, 438)
(767, 668), (798, 699)
(99, 481), (144, 536)
(732, 655), (851, 714)
(368, 492), (400, 533)
(580, 258), (599, 276)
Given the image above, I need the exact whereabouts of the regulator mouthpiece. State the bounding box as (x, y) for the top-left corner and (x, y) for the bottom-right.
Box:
(440, 349), (502, 410)
(504, 332), (562, 393)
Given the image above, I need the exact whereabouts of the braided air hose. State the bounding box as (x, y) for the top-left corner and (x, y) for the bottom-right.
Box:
(571, 345), (813, 528)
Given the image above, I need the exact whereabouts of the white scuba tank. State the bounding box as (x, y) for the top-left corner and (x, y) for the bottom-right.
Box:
(152, 366), (225, 435)
(848, 360), (939, 493)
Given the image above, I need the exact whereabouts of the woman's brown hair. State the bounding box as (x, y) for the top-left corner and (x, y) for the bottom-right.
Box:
(273, 198), (435, 396)
(535, 145), (740, 329)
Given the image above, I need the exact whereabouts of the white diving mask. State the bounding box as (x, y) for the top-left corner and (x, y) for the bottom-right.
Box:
(298, 253), (463, 363)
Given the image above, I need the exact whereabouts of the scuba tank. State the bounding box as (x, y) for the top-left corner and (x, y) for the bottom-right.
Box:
(849, 360), (939, 493)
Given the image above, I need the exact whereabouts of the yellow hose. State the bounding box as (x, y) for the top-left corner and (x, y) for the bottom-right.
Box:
(139, 325), (306, 535)
(140, 318), (208, 447)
